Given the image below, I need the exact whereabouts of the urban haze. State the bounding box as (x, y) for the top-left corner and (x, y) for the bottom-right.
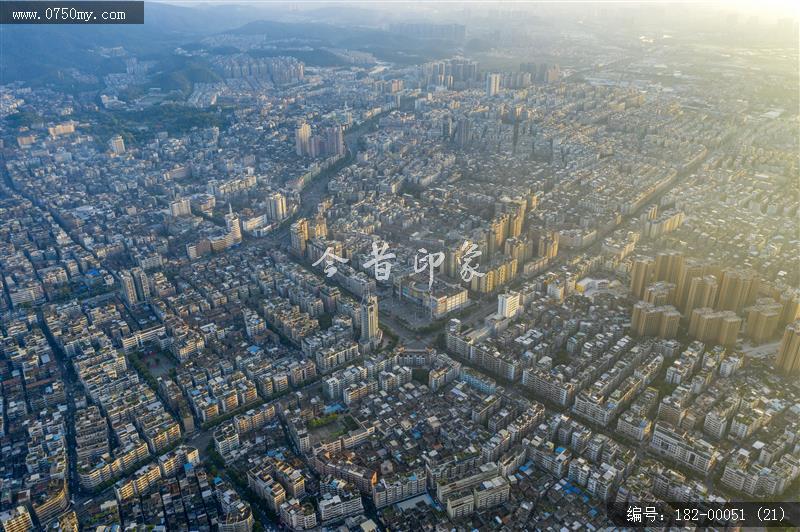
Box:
(0, 1), (798, 531)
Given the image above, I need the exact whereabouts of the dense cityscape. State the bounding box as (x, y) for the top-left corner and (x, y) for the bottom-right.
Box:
(0, 1), (798, 530)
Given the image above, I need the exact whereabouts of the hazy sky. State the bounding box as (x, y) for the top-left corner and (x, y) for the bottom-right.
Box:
(713, 0), (798, 18)
(159, 0), (799, 20)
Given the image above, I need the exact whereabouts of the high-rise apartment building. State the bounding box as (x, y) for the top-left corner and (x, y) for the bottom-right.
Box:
(295, 123), (311, 156)
(442, 116), (453, 141)
(675, 258), (708, 311)
(631, 302), (680, 339)
(109, 134), (126, 154)
(716, 268), (759, 312)
(654, 250), (684, 284)
(689, 307), (742, 347)
(485, 73), (501, 97)
(534, 230), (559, 259)
(120, 270), (137, 305)
(630, 256), (655, 300)
(225, 208), (242, 244)
(745, 298), (782, 344)
(498, 291), (520, 319)
(131, 267), (150, 302)
(120, 268), (149, 305)
(170, 197), (192, 218)
(290, 218), (309, 257)
(324, 126), (345, 157)
(455, 117), (471, 146)
(776, 321), (800, 375)
(360, 295), (379, 343)
(310, 214), (328, 239)
(266, 191), (287, 221)
(779, 289), (800, 326)
(644, 282), (676, 306)
(0, 506), (34, 532)
(684, 275), (718, 317)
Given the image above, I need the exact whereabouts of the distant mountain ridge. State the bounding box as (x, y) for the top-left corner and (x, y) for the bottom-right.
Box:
(0, 2), (250, 85)
(0, 3), (458, 87)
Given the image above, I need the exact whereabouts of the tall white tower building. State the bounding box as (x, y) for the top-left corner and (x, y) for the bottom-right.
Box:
(360, 294), (380, 343)
(225, 205), (242, 244)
